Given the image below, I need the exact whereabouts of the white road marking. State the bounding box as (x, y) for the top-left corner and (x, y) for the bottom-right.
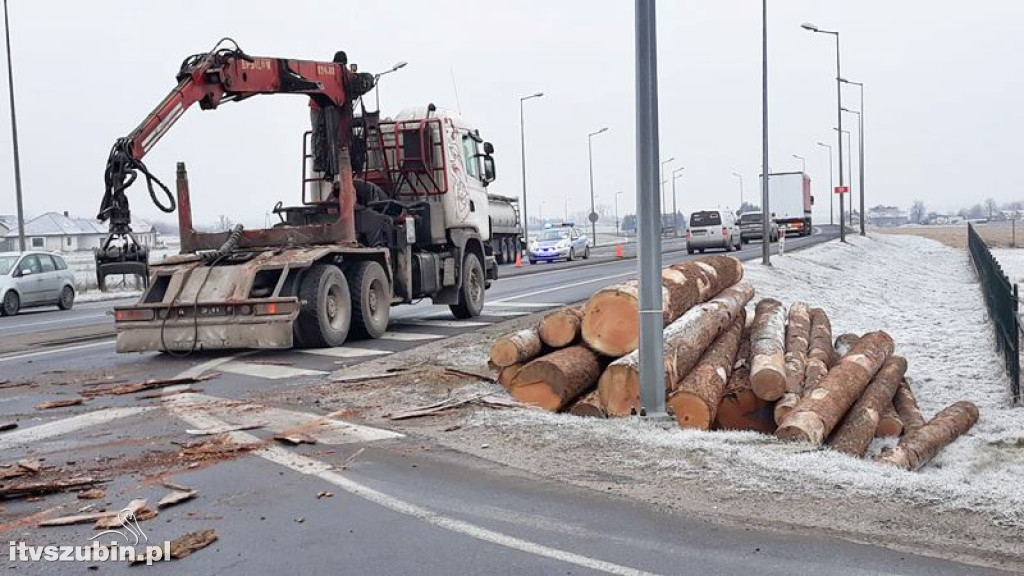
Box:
(482, 310), (529, 317)
(378, 332), (444, 342)
(399, 319), (490, 329)
(0, 407), (154, 451)
(166, 393), (402, 444)
(0, 313), (108, 330)
(490, 271), (635, 303)
(299, 347), (393, 359)
(0, 340), (114, 363)
(165, 408), (659, 576)
(175, 352), (247, 380)
(219, 361), (328, 380)
(484, 302), (560, 309)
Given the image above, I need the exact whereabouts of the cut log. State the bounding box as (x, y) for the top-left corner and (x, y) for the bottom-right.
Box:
(784, 302), (812, 393)
(581, 256), (743, 356)
(893, 379), (926, 432)
(827, 355), (907, 456)
(668, 312), (746, 429)
(875, 401), (979, 470)
(714, 327), (777, 434)
(749, 298), (787, 401)
(834, 333), (860, 357)
(567, 389), (606, 418)
(509, 346), (601, 411)
(777, 331), (895, 445)
(497, 363), (524, 390)
(802, 308), (837, 391)
(538, 306), (584, 348)
(773, 393), (800, 425)
(489, 329), (543, 368)
(598, 282), (754, 416)
(876, 403), (904, 438)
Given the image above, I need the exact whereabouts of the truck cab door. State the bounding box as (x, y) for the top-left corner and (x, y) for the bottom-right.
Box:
(456, 131), (491, 240)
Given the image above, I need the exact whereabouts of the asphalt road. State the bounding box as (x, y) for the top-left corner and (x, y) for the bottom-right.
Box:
(1, 226), (1004, 575)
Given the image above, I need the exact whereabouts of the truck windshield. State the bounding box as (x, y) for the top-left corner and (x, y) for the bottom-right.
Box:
(0, 256), (17, 276)
(690, 211), (722, 227)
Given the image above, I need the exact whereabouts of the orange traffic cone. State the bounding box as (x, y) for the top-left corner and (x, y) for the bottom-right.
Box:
(514, 250), (523, 267)
(615, 244), (624, 258)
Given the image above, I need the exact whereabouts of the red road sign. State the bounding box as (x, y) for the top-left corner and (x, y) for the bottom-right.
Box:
(834, 186), (850, 194)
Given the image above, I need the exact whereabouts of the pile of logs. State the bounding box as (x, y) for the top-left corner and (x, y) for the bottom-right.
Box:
(488, 255), (979, 471)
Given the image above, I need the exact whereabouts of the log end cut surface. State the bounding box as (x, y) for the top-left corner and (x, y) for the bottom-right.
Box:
(582, 292), (640, 356)
(597, 364), (640, 417)
(669, 392), (713, 430)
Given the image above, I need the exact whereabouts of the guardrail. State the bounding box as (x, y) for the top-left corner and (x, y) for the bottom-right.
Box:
(967, 223), (1020, 404)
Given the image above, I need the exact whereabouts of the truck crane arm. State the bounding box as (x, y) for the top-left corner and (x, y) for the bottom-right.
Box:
(94, 38), (374, 289)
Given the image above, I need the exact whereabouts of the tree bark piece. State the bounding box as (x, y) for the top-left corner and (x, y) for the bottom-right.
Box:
(0, 476), (101, 501)
(567, 389), (606, 418)
(777, 331), (895, 445)
(828, 355), (907, 456)
(538, 306), (584, 348)
(598, 282), (754, 416)
(802, 308), (838, 392)
(490, 329), (543, 368)
(834, 333), (860, 357)
(581, 256), (743, 356)
(876, 403), (904, 437)
(509, 346), (602, 411)
(893, 379), (926, 433)
(35, 398), (85, 410)
(668, 312), (746, 429)
(749, 299), (788, 401)
(875, 401), (980, 470)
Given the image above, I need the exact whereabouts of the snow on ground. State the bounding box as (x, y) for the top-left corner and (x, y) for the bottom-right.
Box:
(463, 234), (1024, 532)
(989, 247), (1024, 286)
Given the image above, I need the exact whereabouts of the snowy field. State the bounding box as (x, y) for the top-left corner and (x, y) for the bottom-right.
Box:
(989, 247), (1024, 286)
(433, 234), (1024, 563)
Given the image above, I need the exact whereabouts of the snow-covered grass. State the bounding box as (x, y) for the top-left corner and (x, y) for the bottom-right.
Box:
(989, 247), (1024, 286)
(464, 234), (1024, 530)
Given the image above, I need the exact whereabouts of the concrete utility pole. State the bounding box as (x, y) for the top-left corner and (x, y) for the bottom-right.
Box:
(760, 0), (770, 266)
(635, 0), (666, 418)
(671, 167), (684, 237)
(802, 22), (845, 242)
(587, 126), (608, 246)
(731, 172), (744, 208)
(841, 78), (865, 235)
(3, 0), (25, 252)
(519, 92), (544, 251)
(817, 141), (834, 225)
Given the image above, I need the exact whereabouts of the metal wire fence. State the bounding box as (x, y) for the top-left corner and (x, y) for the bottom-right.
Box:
(967, 223), (1020, 404)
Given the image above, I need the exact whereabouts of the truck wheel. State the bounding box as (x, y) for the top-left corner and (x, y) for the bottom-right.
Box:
(502, 239), (512, 264)
(450, 252), (485, 319)
(348, 261), (390, 339)
(295, 264), (350, 348)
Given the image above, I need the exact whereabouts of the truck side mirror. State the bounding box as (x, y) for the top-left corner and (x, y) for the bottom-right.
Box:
(482, 155), (496, 185)
(810, 195), (815, 205)
(483, 142), (494, 154)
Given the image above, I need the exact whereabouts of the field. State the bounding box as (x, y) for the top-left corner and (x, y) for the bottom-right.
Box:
(881, 221), (1023, 249)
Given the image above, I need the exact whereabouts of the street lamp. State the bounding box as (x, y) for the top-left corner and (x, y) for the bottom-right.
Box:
(841, 106), (862, 232)
(373, 61), (407, 112)
(614, 190), (623, 235)
(588, 126), (609, 246)
(802, 21), (846, 243)
(841, 77), (866, 235)
(731, 171), (744, 208)
(671, 167), (685, 237)
(3, 0), (25, 252)
(792, 154), (806, 172)
(659, 157), (675, 226)
(817, 141), (834, 225)
(519, 92), (544, 249)
(834, 127), (853, 227)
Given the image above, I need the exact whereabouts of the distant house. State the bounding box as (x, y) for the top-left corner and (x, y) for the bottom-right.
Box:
(867, 205), (908, 228)
(0, 211), (156, 252)
(0, 215), (17, 238)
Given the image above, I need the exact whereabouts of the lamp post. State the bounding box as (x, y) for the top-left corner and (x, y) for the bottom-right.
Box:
(833, 127), (853, 226)
(841, 108), (861, 230)
(792, 154), (806, 172)
(817, 141), (834, 225)
(802, 22), (845, 243)
(588, 127), (609, 246)
(659, 157), (675, 226)
(614, 190), (623, 235)
(373, 61), (407, 112)
(671, 167), (684, 237)
(3, 0), (24, 252)
(519, 92), (544, 249)
(841, 77), (865, 235)
(731, 172), (744, 208)
(760, 0), (770, 265)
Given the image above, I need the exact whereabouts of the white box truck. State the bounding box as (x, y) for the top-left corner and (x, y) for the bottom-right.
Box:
(761, 172), (813, 237)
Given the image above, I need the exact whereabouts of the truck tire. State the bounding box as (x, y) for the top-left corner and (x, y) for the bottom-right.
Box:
(450, 252), (485, 319)
(504, 239), (513, 264)
(348, 260), (390, 339)
(295, 264), (351, 348)
(493, 240), (505, 265)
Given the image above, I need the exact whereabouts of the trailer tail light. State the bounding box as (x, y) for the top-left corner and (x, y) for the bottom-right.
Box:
(115, 309), (155, 322)
(256, 301), (298, 316)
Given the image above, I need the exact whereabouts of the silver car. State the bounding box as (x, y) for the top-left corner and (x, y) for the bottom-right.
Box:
(0, 251), (77, 316)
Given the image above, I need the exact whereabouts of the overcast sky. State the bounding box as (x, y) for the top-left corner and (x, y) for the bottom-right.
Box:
(0, 0), (1020, 228)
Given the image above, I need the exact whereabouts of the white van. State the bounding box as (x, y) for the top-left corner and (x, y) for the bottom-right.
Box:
(685, 209), (741, 254)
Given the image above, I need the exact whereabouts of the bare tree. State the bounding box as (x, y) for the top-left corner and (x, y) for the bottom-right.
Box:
(216, 215), (236, 231)
(984, 197), (999, 220)
(968, 204), (985, 220)
(909, 200), (926, 224)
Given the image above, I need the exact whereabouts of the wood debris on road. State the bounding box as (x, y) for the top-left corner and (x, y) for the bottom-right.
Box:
(158, 488), (198, 509)
(35, 398), (85, 410)
(1, 476), (103, 501)
(186, 421), (267, 436)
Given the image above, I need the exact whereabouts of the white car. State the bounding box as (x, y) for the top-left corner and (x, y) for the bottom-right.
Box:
(686, 209), (741, 253)
(0, 251), (77, 316)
